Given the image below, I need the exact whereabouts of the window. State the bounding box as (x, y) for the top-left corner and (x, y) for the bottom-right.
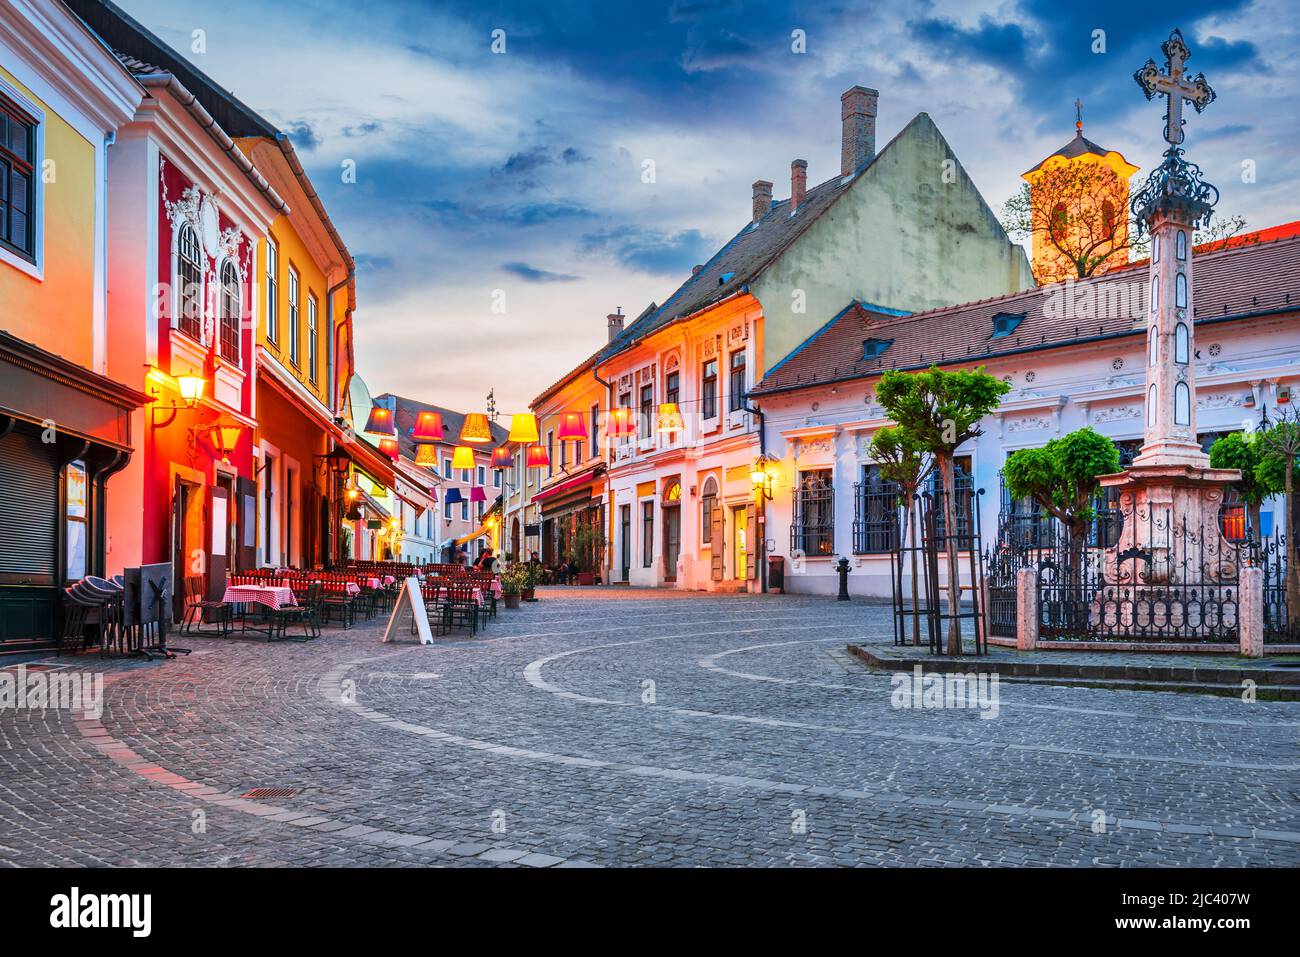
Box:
(665, 371), (680, 440)
(642, 501), (654, 567)
(442, 457), (452, 479)
(0, 96), (37, 261)
(288, 267), (300, 365)
(991, 313), (1025, 338)
(461, 501), (469, 521)
(590, 404), (600, 457)
(218, 261), (240, 364)
(853, 465), (899, 554)
(700, 476), (718, 545)
(862, 337), (894, 357)
(546, 431), (554, 477)
(1153, 235), (1161, 263)
(477, 465), (486, 486)
(639, 384), (653, 438)
(493, 469), (502, 488)
(1150, 276), (1159, 313)
(444, 497), (452, 519)
(1149, 326), (1158, 366)
(1175, 322), (1189, 364)
(65, 460), (87, 580)
(618, 392), (632, 444)
(792, 469), (834, 556)
(728, 350), (747, 412)
(1148, 384), (1158, 427)
(1175, 272), (1188, 309)
(177, 224), (203, 340)
(1176, 230), (1187, 261)
(1175, 381), (1191, 426)
(929, 456), (974, 544)
(265, 240), (278, 344)
(702, 359), (718, 419)
(307, 294), (319, 383)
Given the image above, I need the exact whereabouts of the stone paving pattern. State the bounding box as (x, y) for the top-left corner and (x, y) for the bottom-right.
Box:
(1, 589), (1297, 867)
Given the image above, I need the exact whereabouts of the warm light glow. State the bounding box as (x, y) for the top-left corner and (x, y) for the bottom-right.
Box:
(525, 444), (550, 469)
(460, 412), (492, 444)
(452, 445), (475, 470)
(606, 407), (635, 437)
(412, 411), (445, 442)
(365, 406), (396, 436)
(207, 422), (243, 463)
(507, 413), (539, 444)
(656, 403), (684, 433)
(750, 469), (768, 487)
(177, 371), (206, 406)
(557, 410), (589, 441)
(378, 437), (400, 459)
(490, 446), (514, 469)
(414, 444), (437, 466)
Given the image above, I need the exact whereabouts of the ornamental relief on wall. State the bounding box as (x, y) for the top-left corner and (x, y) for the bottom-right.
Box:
(1196, 392), (1245, 411)
(701, 336), (718, 360)
(795, 435), (835, 462)
(663, 353), (680, 373)
(1006, 415), (1052, 434)
(1093, 404), (1142, 424)
(726, 321), (749, 347)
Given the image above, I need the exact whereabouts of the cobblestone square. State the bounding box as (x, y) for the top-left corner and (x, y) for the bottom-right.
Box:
(1, 589), (1297, 868)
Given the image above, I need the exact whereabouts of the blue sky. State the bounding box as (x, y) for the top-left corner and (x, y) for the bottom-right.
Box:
(118, 0), (1299, 414)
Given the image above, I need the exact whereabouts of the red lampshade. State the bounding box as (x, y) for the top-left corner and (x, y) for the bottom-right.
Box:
(557, 410), (588, 442)
(525, 444), (550, 469)
(469, 486), (487, 503)
(365, 406), (396, 436)
(606, 407), (635, 437)
(412, 410), (444, 442)
(378, 437), (400, 460)
(490, 446), (514, 469)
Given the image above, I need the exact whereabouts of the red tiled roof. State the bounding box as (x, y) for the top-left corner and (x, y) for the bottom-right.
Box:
(752, 231), (1300, 397)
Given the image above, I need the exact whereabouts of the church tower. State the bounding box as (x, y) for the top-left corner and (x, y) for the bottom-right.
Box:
(1022, 103), (1139, 283)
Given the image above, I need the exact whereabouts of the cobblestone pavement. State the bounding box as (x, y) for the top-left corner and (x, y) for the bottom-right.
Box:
(1, 588), (1297, 867)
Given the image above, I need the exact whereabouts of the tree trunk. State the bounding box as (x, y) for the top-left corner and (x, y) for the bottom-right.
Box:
(1248, 502), (1262, 544)
(940, 454), (962, 656)
(1287, 472), (1300, 634)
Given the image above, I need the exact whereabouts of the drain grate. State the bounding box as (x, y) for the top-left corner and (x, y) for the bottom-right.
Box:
(241, 787), (303, 800)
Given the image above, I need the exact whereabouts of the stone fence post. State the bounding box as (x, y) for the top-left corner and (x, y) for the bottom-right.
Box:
(1015, 567), (1038, 651)
(1238, 565), (1264, 658)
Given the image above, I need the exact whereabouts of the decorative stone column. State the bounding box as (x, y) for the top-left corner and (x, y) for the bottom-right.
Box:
(1015, 567), (1038, 651)
(1238, 566), (1264, 658)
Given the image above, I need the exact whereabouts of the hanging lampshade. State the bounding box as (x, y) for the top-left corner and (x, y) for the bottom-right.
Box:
(451, 445), (475, 470)
(490, 446), (514, 469)
(525, 444), (550, 469)
(606, 407), (635, 436)
(557, 410), (589, 442)
(443, 487), (464, 505)
(460, 412), (492, 444)
(364, 405), (396, 436)
(469, 486), (487, 503)
(412, 410), (444, 442)
(656, 402), (685, 433)
(378, 437), (400, 460)
(414, 444), (437, 467)
(507, 413), (539, 444)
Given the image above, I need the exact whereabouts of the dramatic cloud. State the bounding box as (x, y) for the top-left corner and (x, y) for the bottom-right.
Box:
(502, 262), (581, 283)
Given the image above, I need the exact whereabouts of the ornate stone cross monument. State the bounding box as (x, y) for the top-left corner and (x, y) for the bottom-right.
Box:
(1098, 28), (1242, 596)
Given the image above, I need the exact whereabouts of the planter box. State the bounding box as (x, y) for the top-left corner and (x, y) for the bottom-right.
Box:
(504, 594), (521, 609)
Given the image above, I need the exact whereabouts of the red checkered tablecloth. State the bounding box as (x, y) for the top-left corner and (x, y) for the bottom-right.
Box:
(222, 585), (297, 609)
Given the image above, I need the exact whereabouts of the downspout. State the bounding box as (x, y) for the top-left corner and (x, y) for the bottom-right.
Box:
(745, 398), (768, 593)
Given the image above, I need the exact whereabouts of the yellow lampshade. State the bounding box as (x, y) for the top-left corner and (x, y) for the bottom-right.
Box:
(452, 446), (475, 470)
(177, 371), (206, 406)
(460, 412), (492, 444)
(656, 403), (684, 433)
(751, 469), (768, 486)
(208, 422), (243, 463)
(414, 444), (437, 467)
(507, 413), (539, 444)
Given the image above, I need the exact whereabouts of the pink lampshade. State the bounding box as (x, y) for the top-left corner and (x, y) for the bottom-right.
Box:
(557, 410), (589, 442)
(412, 411), (444, 442)
(469, 486), (487, 502)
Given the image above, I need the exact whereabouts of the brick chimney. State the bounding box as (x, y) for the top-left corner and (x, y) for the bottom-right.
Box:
(752, 180), (773, 223)
(607, 308), (624, 342)
(841, 85), (879, 176)
(790, 159), (807, 211)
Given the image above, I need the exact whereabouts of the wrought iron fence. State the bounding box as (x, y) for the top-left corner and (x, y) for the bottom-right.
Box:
(1258, 532), (1297, 644)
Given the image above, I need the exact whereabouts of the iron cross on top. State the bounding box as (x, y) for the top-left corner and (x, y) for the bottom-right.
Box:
(1134, 28), (1216, 146)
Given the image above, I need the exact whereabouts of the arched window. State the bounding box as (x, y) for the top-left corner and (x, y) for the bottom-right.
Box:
(700, 476), (718, 546)
(1176, 230), (1187, 260)
(1175, 272), (1188, 309)
(1153, 235), (1160, 263)
(1147, 384), (1157, 427)
(1150, 276), (1159, 312)
(1175, 382), (1191, 425)
(1175, 322), (1189, 364)
(219, 261), (240, 364)
(1148, 326), (1158, 367)
(177, 223), (203, 340)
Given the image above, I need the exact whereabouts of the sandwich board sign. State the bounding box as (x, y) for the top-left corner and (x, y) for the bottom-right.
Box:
(381, 576), (433, 645)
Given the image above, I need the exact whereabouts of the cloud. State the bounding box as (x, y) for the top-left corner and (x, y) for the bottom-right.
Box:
(502, 262), (581, 283)
(284, 120), (320, 150)
(581, 226), (719, 275)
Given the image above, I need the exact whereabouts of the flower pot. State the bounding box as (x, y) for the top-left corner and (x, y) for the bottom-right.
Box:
(504, 593), (521, 609)
(578, 571), (594, 585)
(521, 587), (536, 602)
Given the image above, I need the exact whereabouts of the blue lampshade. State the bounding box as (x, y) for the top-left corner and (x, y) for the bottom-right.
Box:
(443, 487), (464, 505)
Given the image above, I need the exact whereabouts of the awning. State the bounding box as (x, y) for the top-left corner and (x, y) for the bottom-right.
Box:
(533, 465), (605, 503)
(346, 435), (396, 487)
(358, 488), (390, 521)
(454, 523), (493, 545)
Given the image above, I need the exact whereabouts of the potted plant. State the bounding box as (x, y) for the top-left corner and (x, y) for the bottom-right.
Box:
(572, 524), (607, 586)
(521, 560), (539, 602)
(500, 564), (527, 609)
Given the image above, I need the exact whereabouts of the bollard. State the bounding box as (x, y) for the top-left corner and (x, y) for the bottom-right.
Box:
(836, 557), (851, 601)
(1239, 565), (1264, 658)
(1015, 567), (1038, 651)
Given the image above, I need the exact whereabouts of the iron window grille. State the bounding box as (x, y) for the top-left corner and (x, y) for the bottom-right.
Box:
(853, 467), (899, 553)
(792, 469), (834, 556)
(929, 462), (974, 545)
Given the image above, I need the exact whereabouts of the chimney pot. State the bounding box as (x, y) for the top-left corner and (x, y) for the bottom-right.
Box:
(841, 85), (879, 176)
(607, 308), (624, 342)
(752, 180), (773, 223)
(790, 159), (807, 211)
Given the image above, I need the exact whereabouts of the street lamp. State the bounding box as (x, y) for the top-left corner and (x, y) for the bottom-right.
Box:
(751, 454), (777, 501)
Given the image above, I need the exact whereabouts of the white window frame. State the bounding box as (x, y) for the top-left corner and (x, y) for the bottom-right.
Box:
(0, 75), (45, 280)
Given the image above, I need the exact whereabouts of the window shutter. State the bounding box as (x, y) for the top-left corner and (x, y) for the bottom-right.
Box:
(745, 502), (758, 579)
(0, 429), (59, 585)
(710, 506), (725, 581)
